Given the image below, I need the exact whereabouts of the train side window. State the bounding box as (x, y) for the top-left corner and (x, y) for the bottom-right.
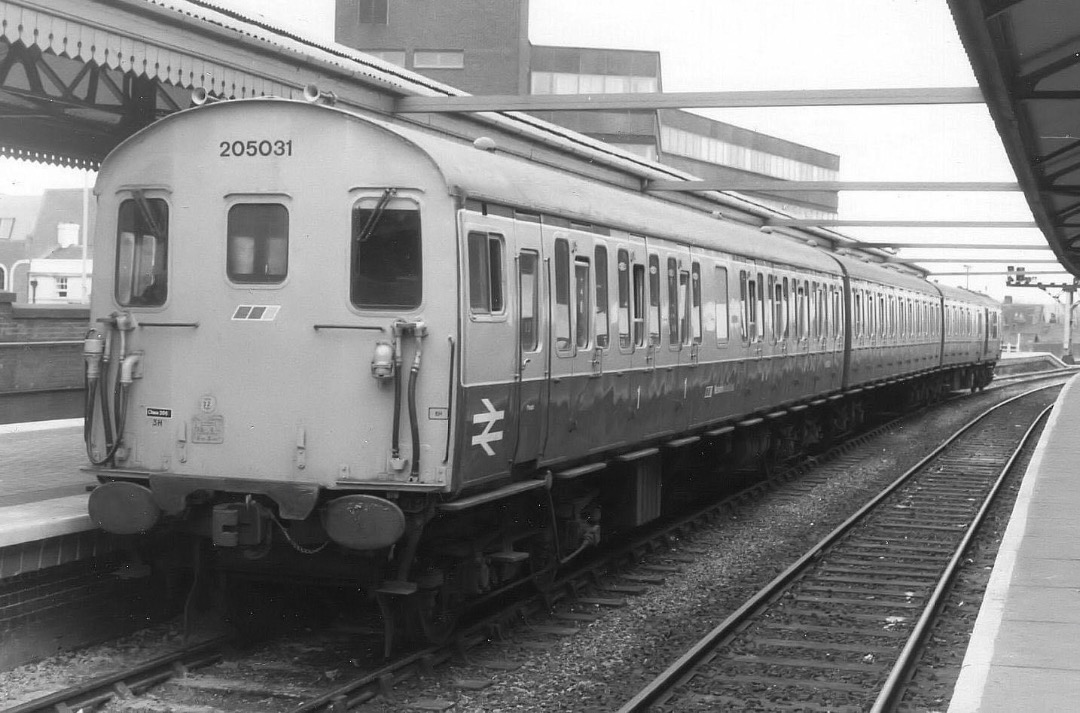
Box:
(715, 265), (730, 343)
(116, 195), (169, 307)
(814, 283), (824, 339)
(691, 262), (702, 344)
(228, 204), (288, 285)
(756, 273), (766, 343)
(679, 268), (691, 345)
(618, 249), (631, 349)
(740, 270), (750, 342)
(651, 254), (664, 346)
(574, 257), (591, 349)
(554, 238), (572, 351)
(633, 262), (646, 347)
(770, 276), (781, 342)
(351, 200), (421, 309)
(595, 245), (610, 348)
(853, 291), (862, 338)
(519, 250), (539, 352)
(466, 231), (505, 315)
(783, 277), (791, 340)
(795, 281), (807, 340)
(667, 257), (679, 345)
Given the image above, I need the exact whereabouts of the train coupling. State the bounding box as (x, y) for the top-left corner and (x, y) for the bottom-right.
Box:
(211, 499), (268, 547)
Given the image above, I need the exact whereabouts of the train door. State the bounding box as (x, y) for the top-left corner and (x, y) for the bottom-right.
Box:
(459, 212), (518, 485)
(610, 235), (648, 445)
(513, 218), (546, 464)
(542, 224), (604, 462)
(642, 239), (686, 438)
(695, 256), (737, 425)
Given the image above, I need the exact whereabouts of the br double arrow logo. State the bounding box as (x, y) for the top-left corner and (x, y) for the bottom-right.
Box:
(471, 398), (505, 456)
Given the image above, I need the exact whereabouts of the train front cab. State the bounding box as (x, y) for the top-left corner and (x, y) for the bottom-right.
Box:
(84, 100), (462, 558)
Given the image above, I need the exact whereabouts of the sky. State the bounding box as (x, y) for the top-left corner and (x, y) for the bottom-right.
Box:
(2, 0), (1060, 302)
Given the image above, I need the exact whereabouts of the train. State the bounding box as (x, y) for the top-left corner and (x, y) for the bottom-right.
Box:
(83, 96), (1001, 643)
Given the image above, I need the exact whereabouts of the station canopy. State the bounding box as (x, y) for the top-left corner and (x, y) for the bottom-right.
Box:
(950, 0), (1080, 278)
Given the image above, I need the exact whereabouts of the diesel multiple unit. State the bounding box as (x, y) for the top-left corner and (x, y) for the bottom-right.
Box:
(83, 98), (1001, 638)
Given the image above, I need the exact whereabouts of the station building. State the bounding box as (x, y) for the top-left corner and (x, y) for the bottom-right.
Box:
(334, 0), (840, 219)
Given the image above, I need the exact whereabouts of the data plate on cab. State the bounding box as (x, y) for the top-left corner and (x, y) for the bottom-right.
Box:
(191, 415), (225, 444)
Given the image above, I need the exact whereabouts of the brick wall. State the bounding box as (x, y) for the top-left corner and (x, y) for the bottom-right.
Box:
(0, 291), (88, 394)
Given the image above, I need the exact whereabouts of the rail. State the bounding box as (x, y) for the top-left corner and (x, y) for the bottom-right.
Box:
(618, 384), (1059, 711)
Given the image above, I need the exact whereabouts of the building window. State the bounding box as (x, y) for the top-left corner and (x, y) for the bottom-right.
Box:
(367, 50), (406, 67)
(0, 217), (14, 239)
(0, 265), (5, 290)
(358, 0), (388, 24)
(227, 204), (289, 284)
(414, 50), (465, 69)
(56, 277), (68, 298)
(530, 71), (658, 96)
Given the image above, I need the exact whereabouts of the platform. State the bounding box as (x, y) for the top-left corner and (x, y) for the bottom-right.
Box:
(0, 419), (93, 507)
(949, 373), (1080, 712)
(0, 419), (108, 579)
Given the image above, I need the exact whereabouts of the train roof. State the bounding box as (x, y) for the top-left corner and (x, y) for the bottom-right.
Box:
(934, 282), (1001, 308)
(375, 107), (841, 273)
(99, 99), (842, 276)
(832, 253), (943, 295)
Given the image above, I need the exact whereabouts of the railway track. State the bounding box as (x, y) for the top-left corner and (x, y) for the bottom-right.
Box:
(617, 384), (1058, 712)
(4, 381), (1063, 712)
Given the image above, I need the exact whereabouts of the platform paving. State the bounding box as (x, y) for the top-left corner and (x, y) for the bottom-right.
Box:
(949, 373), (1080, 712)
(0, 419), (93, 507)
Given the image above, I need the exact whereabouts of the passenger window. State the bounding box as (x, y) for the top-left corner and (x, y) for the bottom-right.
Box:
(796, 281), (807, 340)
(853, 291), (863, 337)
(651, 254), (663, 346)
(633, 263), (646, 347)
(679, 269), (691, 345)
(691, 262), (702, 344)
(574, 257), (591, 349)
(351, 199), (421, 309)
(618, 249), (631, 349)
(228, 203), (288, 284)
(519, 250), (539, 352)
(595, 246), (610, 349)
(755, 273), (765, 343)
(116, 195), (169, 307)
(467, 231), (505, 314)
(667, 257), (679, 345)
(715, 265), (730, 343)
(772, 277), (784, 342)
(740, 270), (749, 342)
(554, 238), (572, 351)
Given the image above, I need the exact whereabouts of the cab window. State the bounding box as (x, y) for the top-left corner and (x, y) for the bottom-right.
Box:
(351, 198), (422, 309)
(227, 204), (288, 284)
(116, 195), (169, 307)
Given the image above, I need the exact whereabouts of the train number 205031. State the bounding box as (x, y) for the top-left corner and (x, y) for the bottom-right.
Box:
(219, 139), (294, 157)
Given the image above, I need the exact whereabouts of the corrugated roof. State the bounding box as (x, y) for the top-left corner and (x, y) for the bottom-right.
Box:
(948, 0), (1080, 277)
